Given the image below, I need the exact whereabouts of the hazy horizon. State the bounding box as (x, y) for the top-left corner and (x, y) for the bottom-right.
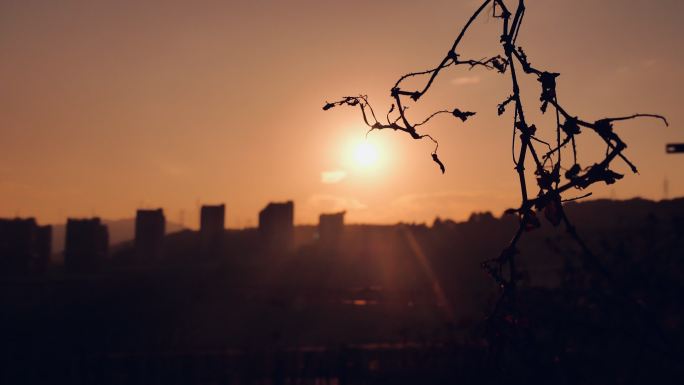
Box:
(7, 195), (680, 231)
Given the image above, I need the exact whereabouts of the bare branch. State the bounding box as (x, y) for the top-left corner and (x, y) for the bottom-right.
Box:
(323, 0), (667, 354)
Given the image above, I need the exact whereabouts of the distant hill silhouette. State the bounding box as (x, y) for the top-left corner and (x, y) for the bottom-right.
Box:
(50, 218), (184, 261)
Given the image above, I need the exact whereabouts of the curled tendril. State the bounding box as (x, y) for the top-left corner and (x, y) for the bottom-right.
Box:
(323, 0), (668, 351)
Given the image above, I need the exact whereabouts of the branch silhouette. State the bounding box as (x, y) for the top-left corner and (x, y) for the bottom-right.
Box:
(323, 0), (668, 352)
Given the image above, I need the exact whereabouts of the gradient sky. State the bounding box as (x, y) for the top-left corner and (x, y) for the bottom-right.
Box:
(1, 0), (683, 228)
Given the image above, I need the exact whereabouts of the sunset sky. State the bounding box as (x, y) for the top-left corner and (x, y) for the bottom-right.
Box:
(1, 0), (682, 228)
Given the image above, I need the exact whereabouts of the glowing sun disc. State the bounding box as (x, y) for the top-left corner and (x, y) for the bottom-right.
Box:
(354, 142), (378, 167)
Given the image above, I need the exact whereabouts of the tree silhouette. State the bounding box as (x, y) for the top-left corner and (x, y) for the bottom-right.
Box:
(323, 0), (667, 343)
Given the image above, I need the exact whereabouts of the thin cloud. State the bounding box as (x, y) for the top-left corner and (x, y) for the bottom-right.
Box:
(642, 59), (658, 68)
(616, 59), (658, 75)
(451, 76), (481, 86)
(616, 66), (630, 75)
(321, 170), (347, 184)
(159, 163), (190, 176)
(308, 194), (366, 212)
(391, 190), (512, 221)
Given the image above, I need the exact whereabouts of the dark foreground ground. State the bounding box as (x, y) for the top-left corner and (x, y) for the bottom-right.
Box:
(1, 198), (684, 384)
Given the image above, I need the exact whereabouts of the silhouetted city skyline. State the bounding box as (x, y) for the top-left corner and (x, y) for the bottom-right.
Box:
(1, 197), (683, 383)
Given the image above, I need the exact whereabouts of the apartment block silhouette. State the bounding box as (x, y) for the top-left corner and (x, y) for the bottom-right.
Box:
(258, 201), (294, 249)
(200, 204), (225, 253)
(64, 218), (108, 272)
(135, 209), (165, 260)
(318, 211), (345, 243)
(0, 218), (51, 275)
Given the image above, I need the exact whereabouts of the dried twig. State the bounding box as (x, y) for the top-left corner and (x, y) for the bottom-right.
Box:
(323, 0), (667, 351)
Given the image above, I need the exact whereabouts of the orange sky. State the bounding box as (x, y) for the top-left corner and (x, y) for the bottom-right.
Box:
(1, 0), (682, 228)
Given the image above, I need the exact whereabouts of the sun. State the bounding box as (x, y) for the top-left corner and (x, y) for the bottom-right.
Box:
(354, 141), (378, 168)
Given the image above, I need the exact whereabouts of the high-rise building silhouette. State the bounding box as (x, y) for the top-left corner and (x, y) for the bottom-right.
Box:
(258, 201), (294, 249)
(135, 209), (165, 260)
(64, 218), (108, 272)
(0, 218), (51, 275)
(318, 211), (345, 243)
(36, 224), (52, 273)
(200, 204), (225, 254)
